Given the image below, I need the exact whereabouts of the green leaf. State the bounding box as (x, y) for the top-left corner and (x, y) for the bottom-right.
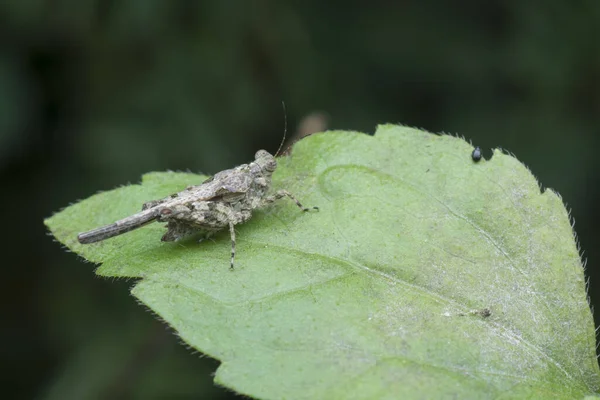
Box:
(45, 125), (599, 399)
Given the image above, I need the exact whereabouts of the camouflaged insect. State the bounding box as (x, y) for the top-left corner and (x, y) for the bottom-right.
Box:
(77, 150), (317, 269)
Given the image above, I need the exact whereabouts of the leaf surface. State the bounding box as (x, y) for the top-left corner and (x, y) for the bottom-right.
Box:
(46, 125), (599, 399)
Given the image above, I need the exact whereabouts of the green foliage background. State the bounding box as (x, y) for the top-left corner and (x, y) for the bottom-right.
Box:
(2, 1), (600, 398)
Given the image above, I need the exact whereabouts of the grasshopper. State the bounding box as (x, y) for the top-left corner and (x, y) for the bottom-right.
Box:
(78, 149), (317, 269)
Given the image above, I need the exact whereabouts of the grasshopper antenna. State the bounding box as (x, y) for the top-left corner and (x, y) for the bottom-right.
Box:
(274, 101), (287, 157)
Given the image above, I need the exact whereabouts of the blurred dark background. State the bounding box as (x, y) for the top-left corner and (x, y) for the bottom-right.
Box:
(1, 1), (599, 399)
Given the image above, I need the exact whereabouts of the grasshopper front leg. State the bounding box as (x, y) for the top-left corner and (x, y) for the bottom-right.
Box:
(262, 190), (319, 212)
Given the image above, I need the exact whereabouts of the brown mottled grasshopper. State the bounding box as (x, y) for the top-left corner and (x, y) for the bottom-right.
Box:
(78, 149), (317, 269)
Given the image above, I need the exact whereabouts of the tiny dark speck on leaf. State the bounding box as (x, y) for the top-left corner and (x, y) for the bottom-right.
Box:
(458, 308), (491, 318)
(479, 308), (491, 318)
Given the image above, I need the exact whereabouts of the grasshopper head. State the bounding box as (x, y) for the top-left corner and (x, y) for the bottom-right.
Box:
(254, 150), (277, 173)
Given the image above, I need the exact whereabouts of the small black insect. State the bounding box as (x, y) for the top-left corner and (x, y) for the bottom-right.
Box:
(471, 146), (482, 162)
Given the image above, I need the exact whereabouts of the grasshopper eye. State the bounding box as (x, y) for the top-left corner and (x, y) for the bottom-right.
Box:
(265, 158), (277, 172)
